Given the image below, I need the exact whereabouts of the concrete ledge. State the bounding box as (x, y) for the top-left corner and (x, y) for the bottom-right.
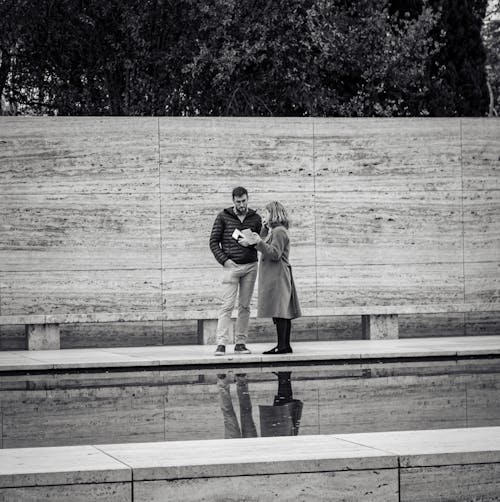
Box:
(0, 428), (498, 502)
(1, 302), (500, 325)
(0, 445), (131, 488)
(1, 336), (499, 372)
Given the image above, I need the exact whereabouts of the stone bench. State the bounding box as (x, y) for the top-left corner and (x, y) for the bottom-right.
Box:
(1, 302), (499, 350)
(0, 427), (499, 501)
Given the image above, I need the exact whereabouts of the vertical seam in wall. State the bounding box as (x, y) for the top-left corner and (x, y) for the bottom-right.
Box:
(465, 383), (468, 427)
(316, 387), (320, 434)
(157, 117), (165, 344)
(164, 386), (167, 441)
(397, 456), (401, 502)
(460, 118), (466, 304)
(312, 119), (319, 324)
(131, 468), (134, 502)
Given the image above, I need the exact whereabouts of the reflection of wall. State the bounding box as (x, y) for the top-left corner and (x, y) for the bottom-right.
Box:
(1, 368), (499, 448)
(0, 118), (498, 346)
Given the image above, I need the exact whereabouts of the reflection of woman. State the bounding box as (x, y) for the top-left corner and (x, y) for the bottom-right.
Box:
(259, 372), (303, 437)
(252, 201), (301, 354)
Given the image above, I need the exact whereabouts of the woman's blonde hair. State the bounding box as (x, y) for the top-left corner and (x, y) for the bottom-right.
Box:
(265, 201), (290, 229)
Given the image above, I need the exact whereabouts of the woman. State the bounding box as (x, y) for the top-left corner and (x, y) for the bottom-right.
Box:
(246, 201), (301, 354)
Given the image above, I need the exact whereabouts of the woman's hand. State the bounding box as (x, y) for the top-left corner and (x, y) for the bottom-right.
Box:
(251, 232), (261, 244)
(238, 237), (251, 247)
(238, 233), (260, 246)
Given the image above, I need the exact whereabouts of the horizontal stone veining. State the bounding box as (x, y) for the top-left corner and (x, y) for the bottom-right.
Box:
(315, 190), (463, 266)
(1, 269), (162, 315)
(461, 118), (500, 191)
(313, 118), (462, 192)
(463, 190), (500, 263)
(0, 117), (497, 321)
(159, 117), (314, 193)
(0, 117), (160, 194)
(0, 193), (161, 272)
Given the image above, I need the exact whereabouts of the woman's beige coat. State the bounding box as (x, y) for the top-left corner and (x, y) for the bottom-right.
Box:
(255, 226), (301, 319)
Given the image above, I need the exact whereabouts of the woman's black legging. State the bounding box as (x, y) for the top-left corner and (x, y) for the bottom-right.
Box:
(273, 317), (291, 348)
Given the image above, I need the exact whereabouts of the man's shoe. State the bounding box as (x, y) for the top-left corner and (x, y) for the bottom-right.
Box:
(234, 343), (251, 354)
(214, 345), (226, 356)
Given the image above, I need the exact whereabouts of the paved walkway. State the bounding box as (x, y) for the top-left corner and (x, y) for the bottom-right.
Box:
(1, 335), (499, 372)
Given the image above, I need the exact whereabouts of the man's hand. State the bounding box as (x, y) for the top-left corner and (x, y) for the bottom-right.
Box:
(224, 259), (237, 268)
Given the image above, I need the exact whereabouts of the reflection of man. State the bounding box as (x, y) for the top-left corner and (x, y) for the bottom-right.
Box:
(209, 187), (262, 356)
(216, 372), (303, 439)
(217, 374), (257, 438)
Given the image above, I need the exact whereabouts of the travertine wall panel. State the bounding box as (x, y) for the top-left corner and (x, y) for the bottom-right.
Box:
(316, 191), (462, 265)
(465, 311), (500, 336)
(134, 470), (398, 502)
(0, 117), (498, 340)
(2, 386), (167, 448)
(60, 322), (164, 348)
(462, 118), (500, 190)
(1, 269), (162, 315)
(313, 118), (462, 192)
(400, 463), (500, 502)
(0, 483), (131, 502)
(465, 375), (500, 427)
(164, 383), (225, 440)
(463, 190), (500, 263)
(318, 375), (467, 433)
(465, 262), (500, 303)
(316, 263), (463, 307)
(158, 117), (314, 194)
(0, 193), (161, 271)
(399, 313), (466, 338)
(0, 117), (159, 194)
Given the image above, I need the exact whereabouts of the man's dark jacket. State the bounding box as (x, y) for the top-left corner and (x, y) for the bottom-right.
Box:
(209, 207), (262, 265)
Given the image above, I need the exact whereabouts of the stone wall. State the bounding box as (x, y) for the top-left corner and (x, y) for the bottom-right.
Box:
(0, 117), (499, 347)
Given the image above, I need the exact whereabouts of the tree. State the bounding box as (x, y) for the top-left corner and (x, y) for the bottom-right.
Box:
(483, 0), (500, 115)
(0, 0), (490, 116)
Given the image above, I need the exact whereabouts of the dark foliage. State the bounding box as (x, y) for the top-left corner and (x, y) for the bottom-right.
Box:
(0, 0), (490, 116)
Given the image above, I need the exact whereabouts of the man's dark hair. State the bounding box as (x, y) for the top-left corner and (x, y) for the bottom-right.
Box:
(232, 186), (248, 199)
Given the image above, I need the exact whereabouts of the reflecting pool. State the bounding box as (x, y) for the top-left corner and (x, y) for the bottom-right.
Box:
(1, 358), (499, 448)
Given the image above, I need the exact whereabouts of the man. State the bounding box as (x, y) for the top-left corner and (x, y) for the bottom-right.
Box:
(209, 187), (262, 355)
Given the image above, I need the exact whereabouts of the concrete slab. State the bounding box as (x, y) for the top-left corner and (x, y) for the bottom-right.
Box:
(6, 348), (160, 370)
(1, 336), (499, 373)
(97, 435), (397, 481)
(336, 426), (500, 467)
(0, 445), (131, 488)
(0, 351), (54, 371)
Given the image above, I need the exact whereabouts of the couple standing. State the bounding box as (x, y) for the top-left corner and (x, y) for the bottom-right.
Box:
(209, 186), (301, 356)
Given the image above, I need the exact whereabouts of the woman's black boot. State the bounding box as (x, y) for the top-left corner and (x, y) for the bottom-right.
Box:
(263, 318), (292, 354)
